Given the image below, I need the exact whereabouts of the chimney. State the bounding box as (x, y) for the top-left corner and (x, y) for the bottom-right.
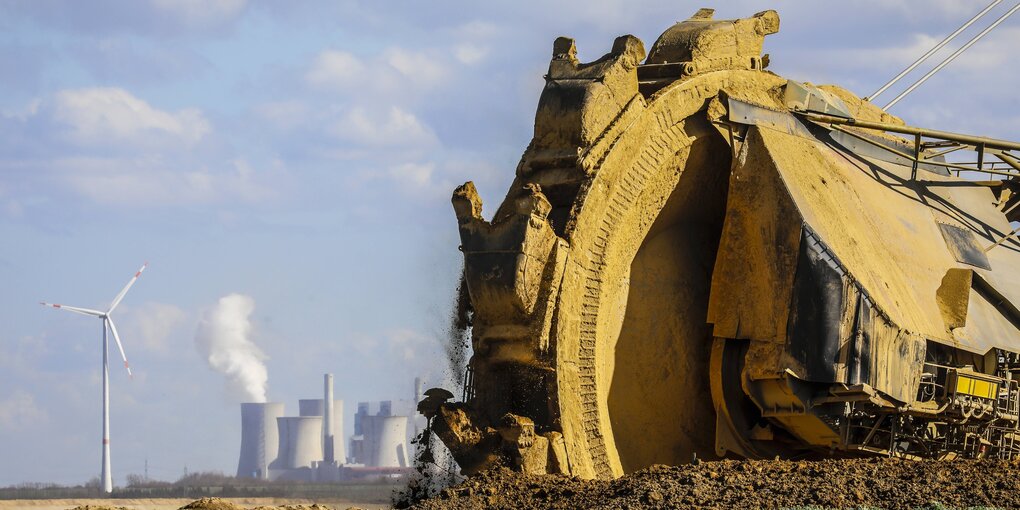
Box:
(323, 373), (335, 463)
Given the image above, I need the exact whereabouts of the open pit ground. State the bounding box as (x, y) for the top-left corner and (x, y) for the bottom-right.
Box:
(8, 456), (1020, 510)
(406, 458), (1020, 509)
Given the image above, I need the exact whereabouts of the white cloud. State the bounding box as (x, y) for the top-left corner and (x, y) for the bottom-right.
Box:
(390, 162), (435, 187)
(939, 27), (1020, 72)
(1, 98), (41, 120)
(120, 302), (189, 354)
(0, 390), (47, 430)
(149, 0), (248, 27)
(0, 89), (292, 209)
(305, 47), (449, 95)
(57, 157), (279, 207)
(454, 20), (500, 39)
(52, 87), (210, 147)
(329, 106), (437, 149)
(872, 0), (999, 20)
(455, 44), (489, 65)
(384, 48), (447, 85)
(826, 26), (1020, 76)
(347, 328), (430, 362)
(254, 100), (309, 130)
(386, 328), (429, 361)
(305, 50), (366, 89)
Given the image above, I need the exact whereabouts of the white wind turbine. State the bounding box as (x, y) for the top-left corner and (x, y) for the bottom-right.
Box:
(41, 263), (147, 494)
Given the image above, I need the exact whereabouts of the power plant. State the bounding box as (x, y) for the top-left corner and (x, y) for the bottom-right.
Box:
(236, 373), (420, 481)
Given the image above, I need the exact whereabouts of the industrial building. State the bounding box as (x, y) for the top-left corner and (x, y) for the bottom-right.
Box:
(348, 401), (410, 468)
(236, 373), (420, 481)
(347, 377), (427, 469)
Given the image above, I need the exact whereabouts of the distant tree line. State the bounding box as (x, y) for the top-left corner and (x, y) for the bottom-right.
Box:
(0, 471), (404, 501)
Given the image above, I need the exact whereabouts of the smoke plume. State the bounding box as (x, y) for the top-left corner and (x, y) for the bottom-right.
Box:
(194, 293), (268, 402)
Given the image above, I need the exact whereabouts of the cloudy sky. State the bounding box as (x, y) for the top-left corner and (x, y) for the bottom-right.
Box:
(1, 0), (1018, 486)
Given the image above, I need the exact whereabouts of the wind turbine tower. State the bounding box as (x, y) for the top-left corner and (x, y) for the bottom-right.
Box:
(41, 263), (147, 494)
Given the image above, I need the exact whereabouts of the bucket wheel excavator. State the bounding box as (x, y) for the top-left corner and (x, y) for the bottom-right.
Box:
(418, 8), (1020, 479)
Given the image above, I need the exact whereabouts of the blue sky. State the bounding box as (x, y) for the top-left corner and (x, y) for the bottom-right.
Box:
(1, 0), (1018, 486)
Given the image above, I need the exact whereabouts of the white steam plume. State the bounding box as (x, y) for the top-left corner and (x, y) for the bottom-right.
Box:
(194, 293), (268, 402)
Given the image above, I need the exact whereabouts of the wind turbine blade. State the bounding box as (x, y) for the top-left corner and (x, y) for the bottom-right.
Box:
(107, 262), (147, 314)
(39, 302), (104, 317)
(106, 318), (133, 379)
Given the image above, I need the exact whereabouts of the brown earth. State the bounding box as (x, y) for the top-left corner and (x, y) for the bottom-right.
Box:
(65, 506), (132, 510)
(179, 498), (244, 510)
(408, 458), (1020, 509)
(0, 499), (385, 510)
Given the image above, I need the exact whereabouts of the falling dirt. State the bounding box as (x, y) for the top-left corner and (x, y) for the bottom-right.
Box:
(394, 264), (472, 508)
(444, 268), (471, 387)
(408, 458), (1020, 509)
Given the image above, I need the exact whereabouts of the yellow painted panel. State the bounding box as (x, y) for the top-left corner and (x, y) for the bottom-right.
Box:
(956, 377), (972, 396)
(956, 375), (999, 399)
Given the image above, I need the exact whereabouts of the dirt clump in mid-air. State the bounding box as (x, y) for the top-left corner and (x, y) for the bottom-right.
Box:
(408, 457), (1020, 509)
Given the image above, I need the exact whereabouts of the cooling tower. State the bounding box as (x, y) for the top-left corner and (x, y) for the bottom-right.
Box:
(296, 397), (345, 464)
(365, 415), (409, 467)
(271, 416), (324, 471)
(236, 402), (285, 479)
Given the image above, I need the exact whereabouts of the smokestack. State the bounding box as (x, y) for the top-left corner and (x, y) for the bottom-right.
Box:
(323, 373), (335, 463)
(237, 402), (285, 479)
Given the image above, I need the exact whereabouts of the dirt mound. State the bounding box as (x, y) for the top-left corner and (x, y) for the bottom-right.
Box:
(248, 505), (334, 510)
(178, 499), (242, 510)
(65, 506), (130, 510)
(409, 458), (1020, 509)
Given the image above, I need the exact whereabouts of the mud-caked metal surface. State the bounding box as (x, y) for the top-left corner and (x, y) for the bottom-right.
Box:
(420, 8), (1020, 479)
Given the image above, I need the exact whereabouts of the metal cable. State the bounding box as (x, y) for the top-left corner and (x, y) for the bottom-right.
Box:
(884, 2), (1020, 111)
(867, 0), (1002, 101)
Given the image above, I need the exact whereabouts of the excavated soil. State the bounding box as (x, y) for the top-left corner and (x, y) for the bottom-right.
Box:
(65, 506), (132, 510)
(248, 505), (337, 510)
(167, 500), (360, 510)
(409, 458), (1020, 509)
(178, 499), (244, 510)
